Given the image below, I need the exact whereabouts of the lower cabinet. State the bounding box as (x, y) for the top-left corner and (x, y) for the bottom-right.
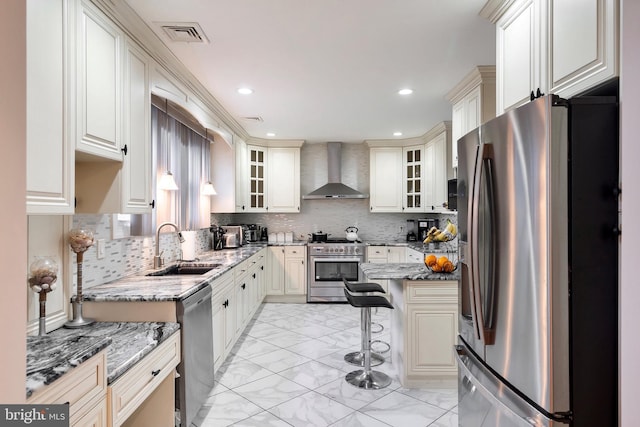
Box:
(27, 350), (108, 427)
(390, 280), (458, 386)
(107, 332), (180, 427)
(266, 246), (307, 301)
(366, 246), (406, 293)
(211, 273), (235, 373)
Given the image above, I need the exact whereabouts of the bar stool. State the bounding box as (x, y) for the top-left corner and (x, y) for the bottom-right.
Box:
(343, 279), (386, 367)
(343, 288), (394, 389)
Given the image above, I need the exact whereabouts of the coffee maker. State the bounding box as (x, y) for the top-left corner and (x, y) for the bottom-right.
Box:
(406, 219), (417, 242)
(418, 218), (439, 241)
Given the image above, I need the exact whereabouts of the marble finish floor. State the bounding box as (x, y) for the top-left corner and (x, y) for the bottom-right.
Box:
(193, 302), (458, 427)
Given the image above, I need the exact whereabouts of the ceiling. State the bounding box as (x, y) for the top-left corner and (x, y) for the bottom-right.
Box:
(125, 0), (495, 143)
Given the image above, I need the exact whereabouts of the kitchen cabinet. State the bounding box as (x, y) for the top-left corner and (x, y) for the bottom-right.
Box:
(484, 0), (618, 114)
(403, 146), (424, 212)
(210, 136), (249, 213)
(235, 258), (252, 334)
(107, 332), (180, 427)
(424, 125), (451, 212)
(369, 147), (403, 212)
(26, 0), (76, 214)
(211, 274), (234, 372)
(247, 145), (267, 211)
(76, 0), (123, 161)
(366, 246), (394, 293)
(266, 246), (307, 301)
(235, 139), (248, 212)
(406, 247), (424, 263)
(27, 350), (108, 427)
(267, 147), (301, 212)
(446, 66), (496, 169)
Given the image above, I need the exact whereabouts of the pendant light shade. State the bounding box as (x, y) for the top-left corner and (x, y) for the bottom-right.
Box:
(202, 181), (217, 195)
(158, 171), (179, 191)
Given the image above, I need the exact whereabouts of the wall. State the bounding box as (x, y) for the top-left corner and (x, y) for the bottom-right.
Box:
(620, 0), (639, 424)
(212, 142), (457, 242)
(0, 0), (27, 403)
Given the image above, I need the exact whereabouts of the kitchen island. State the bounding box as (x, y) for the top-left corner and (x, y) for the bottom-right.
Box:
(360, 262), (459, 387)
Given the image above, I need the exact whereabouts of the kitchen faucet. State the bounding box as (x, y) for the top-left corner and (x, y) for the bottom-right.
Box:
(154, 222), (185, 269)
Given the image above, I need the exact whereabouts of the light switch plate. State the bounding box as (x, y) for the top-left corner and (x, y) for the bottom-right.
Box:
(97, 239), (106, 259)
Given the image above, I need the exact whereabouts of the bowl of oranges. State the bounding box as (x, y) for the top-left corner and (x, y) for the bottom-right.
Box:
(424, 254), (457, 273)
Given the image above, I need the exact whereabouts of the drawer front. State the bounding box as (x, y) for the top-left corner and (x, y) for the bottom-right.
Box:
(405, 280), (458, 304)
(284, 246), (304, 258)
(71, 394), (107, 427)
(234, 259), (250, 281)
(366, 246), (387, 259)
(28, 350), (107, 414)
(108, 332), (180, 426)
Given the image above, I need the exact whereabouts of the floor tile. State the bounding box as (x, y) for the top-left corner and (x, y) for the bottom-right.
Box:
(289, 323), (340, 338)
(314, 350), (360, 372)
(244, 322), (289, 339)
(268, 390), (355, 427)
(259, 329), (310, 348)
(315, 376), (396, 410)
(278, 360), (347, 389)
(233, 410), (293, 427)
(396, 385), (458, 411)
(320, 328), (363, 349)
(328, 411), (393, 427)
(286, 336), (350, 359)
(360, 391), (448, 427)
(431, 410), (458, 426)
(195, 390), (262, 427)
(215, 358), (274, 389)
(247, 348), (311, 372)
(233, 374), (309, 410)
(230, 336), (282, 359)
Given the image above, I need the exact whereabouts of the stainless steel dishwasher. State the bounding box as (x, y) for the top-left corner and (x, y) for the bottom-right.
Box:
(176, 285), (214, 426)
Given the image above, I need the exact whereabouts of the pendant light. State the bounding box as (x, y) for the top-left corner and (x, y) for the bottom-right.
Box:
(158, 99), (179, 191)
(201, 181), (217, 195)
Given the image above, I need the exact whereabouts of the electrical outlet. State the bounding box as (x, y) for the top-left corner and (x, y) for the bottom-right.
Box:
(398, 225), (404, 234)
(97, 239), (106, 259)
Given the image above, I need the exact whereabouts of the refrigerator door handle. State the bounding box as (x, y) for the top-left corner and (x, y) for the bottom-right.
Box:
(471, 143), (497, 345)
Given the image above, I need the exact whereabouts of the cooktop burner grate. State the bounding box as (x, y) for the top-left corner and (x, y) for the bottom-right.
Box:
(308, 238), (362, 244)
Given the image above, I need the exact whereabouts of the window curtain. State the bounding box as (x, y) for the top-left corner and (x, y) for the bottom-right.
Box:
(153, 105), (211, 231)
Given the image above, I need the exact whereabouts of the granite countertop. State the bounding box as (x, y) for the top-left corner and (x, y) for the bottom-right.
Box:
(360, 262), (460, 281)
(26, 322), (180, 398)
(267, 240), (308, 246)
(366, 240), (458, 254)
(81, 244), (267, 302)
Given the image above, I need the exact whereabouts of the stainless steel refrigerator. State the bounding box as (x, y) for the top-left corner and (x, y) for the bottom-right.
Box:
(455, 95), (618, 426)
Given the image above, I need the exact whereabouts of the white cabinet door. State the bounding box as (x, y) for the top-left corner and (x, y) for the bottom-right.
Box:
(234, 139), (248, 212)
(121, 39), (152, 213)
(211, 294), (225, 371)
(548, 0), (618, 98)
(403, 145), (424, 213)
(370, 147), (403, 212)
(284, 247), (306, 295)
(247, 145), (267, 212)
(267, 147), (300, 213)
(387, 247), (406, 263)
(450, 101), (465, 169)
(77, 0), (123, 160)
(267, 247), (285, 295)
(497, 0), (542, 113)
(424, 131), (449, 212)
(26, 0), (75, 214)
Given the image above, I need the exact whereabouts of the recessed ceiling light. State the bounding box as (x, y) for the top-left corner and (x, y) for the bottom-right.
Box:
(393, 132), (403, 136)
(398, 88), (413, 95)
(266, 132), (276, 137)
(237, 87), (253, 95)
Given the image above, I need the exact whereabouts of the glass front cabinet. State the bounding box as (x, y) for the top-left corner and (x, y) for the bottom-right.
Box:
(403, 145), (424, 212)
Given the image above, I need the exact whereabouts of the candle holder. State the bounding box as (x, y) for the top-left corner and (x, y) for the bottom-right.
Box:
(64, 228), (95, 328)
(28, 257), (59, 336)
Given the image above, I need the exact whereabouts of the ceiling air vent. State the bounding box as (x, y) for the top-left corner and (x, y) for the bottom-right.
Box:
(241, 116), (264, 122)
(158, 22), (209, 43)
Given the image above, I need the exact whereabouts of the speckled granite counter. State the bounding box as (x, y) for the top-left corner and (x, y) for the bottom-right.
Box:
(360, 262), (460, 281)
(365, 240), (458, 254)
(267, 240), (307, 246)
(26, 322), (180, 398)
(81, 244), (267, 302)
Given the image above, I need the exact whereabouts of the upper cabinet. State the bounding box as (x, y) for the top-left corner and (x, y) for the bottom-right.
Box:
(482, 0), (619, 114)
(446, 66), (496, 169)
(26, 0), (75, 214)
(211, 140), (303, 213)
(367, 122), (453, 213)
(76, 0), (123, 161)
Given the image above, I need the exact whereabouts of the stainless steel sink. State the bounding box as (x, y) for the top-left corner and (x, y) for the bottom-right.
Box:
(146, 264), (222, 276)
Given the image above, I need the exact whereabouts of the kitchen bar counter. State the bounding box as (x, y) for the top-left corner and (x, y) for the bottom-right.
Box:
(360, 262), (460, 281)
(26, 321), (179, 397)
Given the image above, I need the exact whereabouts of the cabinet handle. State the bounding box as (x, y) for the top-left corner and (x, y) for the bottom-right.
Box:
(261, 266), (264, 270)
(301, 260), (304, 265)
(149, 200), (155, 209)
(151, 369), (161, 377)
(241, 283), (246, 289)
(121, 144), (128, 156)
(252, 273), (256, 279)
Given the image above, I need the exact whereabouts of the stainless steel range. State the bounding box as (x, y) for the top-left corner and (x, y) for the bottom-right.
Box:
(307, 238), (365, 302)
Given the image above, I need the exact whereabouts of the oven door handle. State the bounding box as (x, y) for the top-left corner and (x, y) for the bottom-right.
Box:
(309, 257), (364, 263)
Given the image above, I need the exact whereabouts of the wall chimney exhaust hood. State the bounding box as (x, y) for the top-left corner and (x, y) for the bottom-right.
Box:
(303, 142), (368, 199)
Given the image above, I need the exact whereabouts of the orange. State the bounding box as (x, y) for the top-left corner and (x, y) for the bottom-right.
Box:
(431, 263), (442, 272)
(437, 256), (449, 268)
(425, 254), (437, 267)
(443, 261), (455, 273)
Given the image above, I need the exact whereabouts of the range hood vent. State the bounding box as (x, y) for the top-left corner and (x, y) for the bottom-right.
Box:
(303, 142), (368, 199)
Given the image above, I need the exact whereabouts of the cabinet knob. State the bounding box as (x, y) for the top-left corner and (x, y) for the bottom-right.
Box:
(241, 283), (246, 289)
(252, 273), (256, 279)
(149, 200), (155, 209)
(151, 369), (161, 377)
(121, 144), (128, 156)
